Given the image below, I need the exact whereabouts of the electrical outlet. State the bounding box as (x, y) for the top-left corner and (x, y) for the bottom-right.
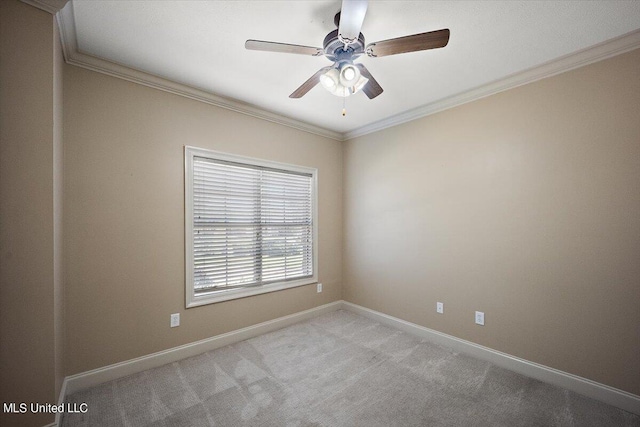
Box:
(170, 313), (180, 328)
(436, 302), (444, 314)
(317, 283), (323, 293)
(475, 311), (485, 326)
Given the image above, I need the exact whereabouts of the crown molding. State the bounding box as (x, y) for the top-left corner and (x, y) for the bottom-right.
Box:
(56, 2), (343, 142)
(345, 29), (640, 140)
(57, 0), (640, 143)
(21, 0), (68, 14)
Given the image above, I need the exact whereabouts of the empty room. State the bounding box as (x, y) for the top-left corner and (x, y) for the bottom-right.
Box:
(1, 0), (639, 426)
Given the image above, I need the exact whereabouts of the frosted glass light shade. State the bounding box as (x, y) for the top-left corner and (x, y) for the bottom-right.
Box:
(320, 69), (339, 89)
(339, 64), (360, 87)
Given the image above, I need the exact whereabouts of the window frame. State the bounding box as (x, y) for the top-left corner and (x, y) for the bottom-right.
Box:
(184, 146), (318, 308)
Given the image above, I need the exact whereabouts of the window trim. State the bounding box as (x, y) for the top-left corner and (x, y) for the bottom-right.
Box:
(184, 146), (318, 308)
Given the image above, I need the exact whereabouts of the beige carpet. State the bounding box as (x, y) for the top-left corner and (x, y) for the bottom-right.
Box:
(62, 310), (639, 426)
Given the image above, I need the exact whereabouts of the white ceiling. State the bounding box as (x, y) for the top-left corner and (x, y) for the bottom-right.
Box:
(62, 1), (640, 138)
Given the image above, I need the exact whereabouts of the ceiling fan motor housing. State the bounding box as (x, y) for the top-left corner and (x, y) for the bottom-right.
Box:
(323, 29), (365, 62)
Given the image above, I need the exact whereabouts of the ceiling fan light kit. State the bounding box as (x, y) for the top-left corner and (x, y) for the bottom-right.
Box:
(319, 64), (369, 97)
(245, 0), (450, 103)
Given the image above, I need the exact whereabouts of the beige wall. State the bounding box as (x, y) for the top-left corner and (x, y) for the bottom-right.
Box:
(0, 1), (63, 426)
(343, 49), (640, 395)
(63, 65), (343, 375)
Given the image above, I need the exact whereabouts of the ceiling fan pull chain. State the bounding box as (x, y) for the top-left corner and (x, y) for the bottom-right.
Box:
(342, 96), (346, 117)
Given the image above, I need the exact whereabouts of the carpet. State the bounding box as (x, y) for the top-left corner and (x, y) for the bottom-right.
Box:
(62, 310), (640, 426)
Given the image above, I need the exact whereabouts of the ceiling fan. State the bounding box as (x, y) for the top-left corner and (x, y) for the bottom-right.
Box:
(245, 0), (450, 100)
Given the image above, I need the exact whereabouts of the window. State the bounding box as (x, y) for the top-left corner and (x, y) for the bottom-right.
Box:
(185, 146), (317, 307)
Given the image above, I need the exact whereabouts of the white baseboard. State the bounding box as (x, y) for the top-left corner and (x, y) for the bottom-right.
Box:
(62, 301), (342, 396)
(341, 301), (640, 416)
(57, 299), (639, 418)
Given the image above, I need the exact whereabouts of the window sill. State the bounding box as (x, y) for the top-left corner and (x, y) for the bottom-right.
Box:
(186, 277), (317, 308)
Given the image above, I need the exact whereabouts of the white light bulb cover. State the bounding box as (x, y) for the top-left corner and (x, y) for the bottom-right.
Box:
(320, 74), (335, 89)
(339, 64), (361, 87)
(322, 68), (340, 90)
(344, 67), (356, 81)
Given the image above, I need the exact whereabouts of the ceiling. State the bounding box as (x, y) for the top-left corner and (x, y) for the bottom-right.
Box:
(59, 1), (640, 139)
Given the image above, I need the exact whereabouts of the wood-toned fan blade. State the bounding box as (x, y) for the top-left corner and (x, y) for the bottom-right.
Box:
(355, 64), (383, 99)
(366, 29), (450, 57)
(290, 67), (333, 99)
(245, 40), (323, 56)
(338, 0), (368, 44)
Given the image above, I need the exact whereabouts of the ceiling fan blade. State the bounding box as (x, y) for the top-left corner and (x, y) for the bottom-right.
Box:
(290, 67), (333, 99)
(338, 0), (368, 44)
(245, 40), (324, 56)
(355, 64), (383, 99)
(366, 29), (450, 57)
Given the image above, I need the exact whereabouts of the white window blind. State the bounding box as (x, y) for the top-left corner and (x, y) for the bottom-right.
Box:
(185, 147), (317, 306)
